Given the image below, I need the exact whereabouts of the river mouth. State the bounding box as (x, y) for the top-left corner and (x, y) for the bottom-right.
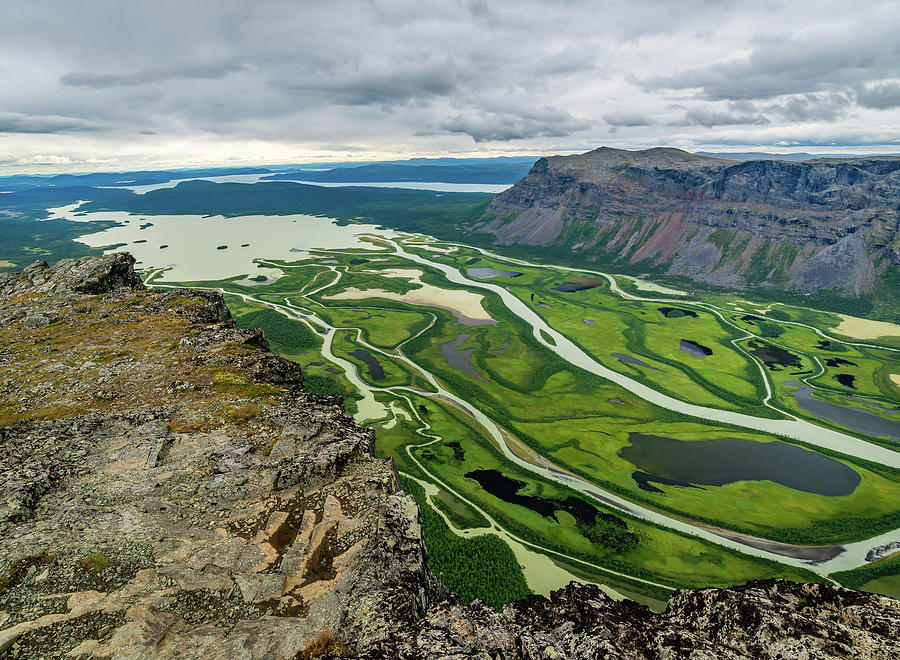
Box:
(619, 433), (861, 496)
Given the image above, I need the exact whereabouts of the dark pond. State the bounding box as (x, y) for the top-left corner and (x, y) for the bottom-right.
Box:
(631, 471), (702, 494)
(680, 339), (713, 357)
(785, 381), (899, 443)
(465, 469), (558, 518)
(619, 433), (860, 496)
(467, 267), (523, 279)
(612, 352), (661, 371)
(446, 441), (465, 461)
(464, 469), (639, 551)
(353, 310), (386, 321)
(747, 340), (801, 370)
(835, 373), (856, 388)
(740, 314), (763, 323)
(465, 470), (621, 527)
(826, 358), (857, 367)
(553, 278), (604, 292)
(349, 258), (368, 265)
(350, 348), (385, 381)
(440, 334), (484, 380)
(659, 307), (698, 319)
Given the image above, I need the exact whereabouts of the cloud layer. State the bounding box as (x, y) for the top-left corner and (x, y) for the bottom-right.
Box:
(0, 0), (898, 171)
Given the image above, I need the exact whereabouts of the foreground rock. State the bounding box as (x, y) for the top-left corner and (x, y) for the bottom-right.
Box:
(1, 254), (897, 659)
(360, 580), (899, 659)
(0, 254), (443, 658)
(478, 147), (900, 299)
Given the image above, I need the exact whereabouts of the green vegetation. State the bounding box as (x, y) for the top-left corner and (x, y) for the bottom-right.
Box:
(157, 230), (896, 602)
(235, 308), (319, 352)
(832, 552), (900, 599)
(400, 476), (530, 609)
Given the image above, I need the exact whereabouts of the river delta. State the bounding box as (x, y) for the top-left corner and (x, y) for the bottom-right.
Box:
(57, 201), (900, 606)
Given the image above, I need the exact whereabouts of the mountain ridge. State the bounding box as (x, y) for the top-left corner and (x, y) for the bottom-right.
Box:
(474, 147), (900, 314)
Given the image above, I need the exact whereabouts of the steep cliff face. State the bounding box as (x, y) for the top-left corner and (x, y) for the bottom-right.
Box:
(0, 255), (897, 659)
(478, 147), (900, 296)
(0, 253), (444, 658)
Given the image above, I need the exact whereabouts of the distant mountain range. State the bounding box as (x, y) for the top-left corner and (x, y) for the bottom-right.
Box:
(694, 151), (896, 162)
(473, 147), (900, 316)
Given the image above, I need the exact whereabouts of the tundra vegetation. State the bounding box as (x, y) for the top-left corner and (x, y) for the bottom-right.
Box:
(161, 238), (900, 606)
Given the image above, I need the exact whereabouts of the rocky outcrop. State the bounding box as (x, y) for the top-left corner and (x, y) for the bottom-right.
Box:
(477, 147), (900, 296)
(0, 253), (444, 658)
(360, 580), (900, 659)
(1, 254), (897, 659)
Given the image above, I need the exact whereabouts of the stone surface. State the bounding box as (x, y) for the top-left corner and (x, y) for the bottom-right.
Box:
(0, 253), (443, 659)
(359, 580), (900, 659)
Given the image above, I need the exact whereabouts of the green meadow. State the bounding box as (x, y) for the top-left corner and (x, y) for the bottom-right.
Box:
(163, 236), (900, 606)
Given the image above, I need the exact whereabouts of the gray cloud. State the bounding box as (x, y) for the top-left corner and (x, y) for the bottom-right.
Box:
(439, 107), (591, 142)
(644, 24), (899, 101)
(0, 112), (102, 134)
(766, 93), (854, 122)
(855, 82), (900, 110)
(60, 61), (245, 88)
(281, 57), (459, 107)
(679, 104), (769, 127)
(603, 111), (656, 127)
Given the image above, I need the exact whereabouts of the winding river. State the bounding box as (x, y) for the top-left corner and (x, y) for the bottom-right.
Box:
(144, 230), (900, 587)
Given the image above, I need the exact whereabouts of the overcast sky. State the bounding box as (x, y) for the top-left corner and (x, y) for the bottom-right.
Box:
(1, 0), (899, 172)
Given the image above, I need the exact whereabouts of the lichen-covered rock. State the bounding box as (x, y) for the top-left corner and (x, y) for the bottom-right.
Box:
(359, 580), (900, 659)
(0, 253), (444, 659)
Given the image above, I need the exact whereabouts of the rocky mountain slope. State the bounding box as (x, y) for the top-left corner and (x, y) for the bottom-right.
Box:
(0, 254), (897, 659)
(477, 148), (900, 300)
(0, 254), (444, 658)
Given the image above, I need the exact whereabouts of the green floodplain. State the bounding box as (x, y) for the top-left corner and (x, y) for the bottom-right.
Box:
(153, 233), (900, 608)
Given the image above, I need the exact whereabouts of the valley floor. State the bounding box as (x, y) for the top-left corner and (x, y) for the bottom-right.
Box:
(150, 232), (900, 606)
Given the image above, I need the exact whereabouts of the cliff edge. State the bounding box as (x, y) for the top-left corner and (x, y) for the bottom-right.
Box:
(0, 253), (444, 658)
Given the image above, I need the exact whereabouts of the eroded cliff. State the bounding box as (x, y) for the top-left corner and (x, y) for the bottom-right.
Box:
(477, 147), (900, 299)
